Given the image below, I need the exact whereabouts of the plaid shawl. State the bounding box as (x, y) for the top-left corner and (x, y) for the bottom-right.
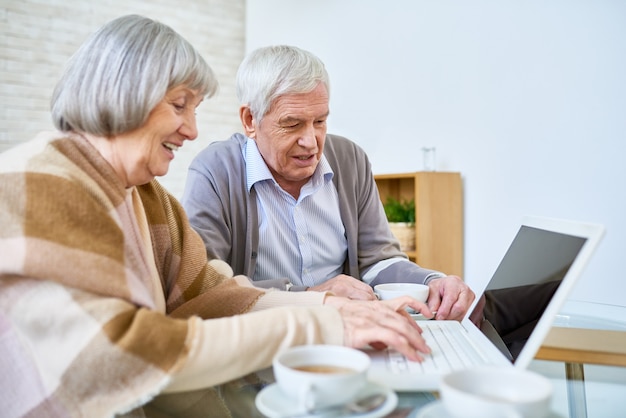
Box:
(0, 132), (263, 417)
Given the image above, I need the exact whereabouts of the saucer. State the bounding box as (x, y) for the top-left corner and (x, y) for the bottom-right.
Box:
(255, 381), (397, 417)
(413, 400), (563, 418)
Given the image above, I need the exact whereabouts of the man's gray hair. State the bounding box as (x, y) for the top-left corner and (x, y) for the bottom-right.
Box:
(51, 14), (218, 136)
(235, 45), (330, 122)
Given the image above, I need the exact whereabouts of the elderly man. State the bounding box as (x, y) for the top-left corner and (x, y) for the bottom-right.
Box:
(182, 45), (474, 320)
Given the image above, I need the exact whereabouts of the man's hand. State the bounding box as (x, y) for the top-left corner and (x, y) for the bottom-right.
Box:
(426, 275), (475, 320)
(308, 274), (377, 301)
(324, 295), (432, 362)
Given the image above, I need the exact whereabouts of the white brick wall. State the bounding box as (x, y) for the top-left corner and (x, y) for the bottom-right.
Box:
(0, 0), (245, 198)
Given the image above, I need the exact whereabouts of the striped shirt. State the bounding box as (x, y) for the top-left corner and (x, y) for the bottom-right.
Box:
(245, 138), (348, 287)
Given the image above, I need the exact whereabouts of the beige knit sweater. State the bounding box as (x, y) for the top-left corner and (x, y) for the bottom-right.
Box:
(0, 131), (343, 417)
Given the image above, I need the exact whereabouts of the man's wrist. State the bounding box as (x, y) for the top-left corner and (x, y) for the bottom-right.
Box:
(424, 272), (446, 285)
(285, 283), (309, 292)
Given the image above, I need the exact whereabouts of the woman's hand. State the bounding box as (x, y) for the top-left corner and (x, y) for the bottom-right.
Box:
(324, 295), (432, 362)
(308, 274), (377, 301)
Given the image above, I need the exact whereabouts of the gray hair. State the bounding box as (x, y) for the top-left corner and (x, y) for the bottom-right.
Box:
(235, 45), (330, 122)
(51, 14), (218, 136)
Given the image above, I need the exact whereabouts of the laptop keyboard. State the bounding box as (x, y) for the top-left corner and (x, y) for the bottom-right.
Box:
(386, 321), (489, 374)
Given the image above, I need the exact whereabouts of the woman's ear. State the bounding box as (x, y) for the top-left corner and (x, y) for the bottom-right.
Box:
(239, 105), (256, 138)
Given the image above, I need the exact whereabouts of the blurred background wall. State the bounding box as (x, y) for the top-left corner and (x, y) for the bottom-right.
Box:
(0, 0), (244, 197)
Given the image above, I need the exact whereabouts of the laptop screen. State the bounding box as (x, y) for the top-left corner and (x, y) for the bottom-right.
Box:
(471, 225), (587, 362)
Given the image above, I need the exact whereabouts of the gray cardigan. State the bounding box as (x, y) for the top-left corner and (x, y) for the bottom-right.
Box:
(182, 133), (439, 290)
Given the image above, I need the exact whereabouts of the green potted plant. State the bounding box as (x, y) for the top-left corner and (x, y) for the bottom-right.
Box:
(383, 197), (415, 224)
(383, 197), (416, 252)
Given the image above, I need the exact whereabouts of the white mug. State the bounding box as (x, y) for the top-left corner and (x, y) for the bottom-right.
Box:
(273, 345), (370, 411)
(439, 366), (553, 418)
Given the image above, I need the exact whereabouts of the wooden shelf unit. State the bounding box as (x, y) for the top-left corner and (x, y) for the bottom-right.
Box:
(374, 171), (464, 277)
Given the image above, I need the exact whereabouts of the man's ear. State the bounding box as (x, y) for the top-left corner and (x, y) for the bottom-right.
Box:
(239, 106), (256, 138)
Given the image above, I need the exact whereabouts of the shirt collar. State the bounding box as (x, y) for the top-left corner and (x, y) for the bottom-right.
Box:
(244, 136), (334, 192)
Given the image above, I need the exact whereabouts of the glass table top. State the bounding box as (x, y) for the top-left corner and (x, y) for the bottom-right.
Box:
(223, 300), (626, 417)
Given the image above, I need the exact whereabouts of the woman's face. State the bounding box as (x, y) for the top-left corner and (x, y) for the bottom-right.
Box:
(107, 85), (203, 187)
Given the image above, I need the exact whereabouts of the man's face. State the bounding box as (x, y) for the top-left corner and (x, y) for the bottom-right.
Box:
(245, 83), (329, 197)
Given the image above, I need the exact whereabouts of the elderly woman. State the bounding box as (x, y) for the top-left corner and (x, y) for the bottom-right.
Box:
(0, 15), (431, 417)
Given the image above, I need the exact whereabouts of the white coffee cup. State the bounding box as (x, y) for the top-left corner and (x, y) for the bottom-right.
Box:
(374, 282), (429, 302)
(439, 366), (553, 418)
(272, 345), (370, 411)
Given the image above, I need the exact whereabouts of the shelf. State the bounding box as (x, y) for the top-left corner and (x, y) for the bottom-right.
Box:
(536, 327), (626, 367)
(374, 171), (463, 276)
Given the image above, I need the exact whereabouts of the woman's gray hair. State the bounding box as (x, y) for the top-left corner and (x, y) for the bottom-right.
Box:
(51, 14), (218, 136)
(236, 45), (330, 122)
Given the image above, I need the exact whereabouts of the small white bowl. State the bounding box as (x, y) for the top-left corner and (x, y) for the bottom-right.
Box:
(439, 366), (553, 418)
(374, 283), (429, 302)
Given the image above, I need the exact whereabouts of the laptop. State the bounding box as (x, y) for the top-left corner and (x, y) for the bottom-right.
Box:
(366, 216), (605, 391)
